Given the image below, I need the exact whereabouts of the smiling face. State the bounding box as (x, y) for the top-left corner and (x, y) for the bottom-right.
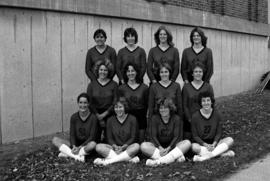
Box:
(159, 29), (168, 44)
(114, 102), (125, 117)
(159, 67), (170, 81)
(192, 32), (202, 45)
(159, 104), (170, 117)
(126, 65), (137, 81)
(98, 65), (108, 79)
(78, 97), (89, 113)
(94, 33), (106, 46)
(192, 66), (203, 81)
(201, 97), (212, 110)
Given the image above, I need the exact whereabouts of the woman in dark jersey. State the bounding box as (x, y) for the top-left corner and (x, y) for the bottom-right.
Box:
(85, 29), (117, 81)
(141, 98), (191, 166)
(87, 59), (118, 142)
(182, 61), (214, 137)
(191, 91), (235, 162)
(118, 62), (148, 143)
(147, 26), (180, 83)
(94, 97), (140, 166)
(181, 27), (213, 83)
(52, 93), (98, 162)
(116, 27), (146, 84)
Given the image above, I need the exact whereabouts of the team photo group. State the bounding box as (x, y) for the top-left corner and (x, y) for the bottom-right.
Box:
(52, 25), (235, 166)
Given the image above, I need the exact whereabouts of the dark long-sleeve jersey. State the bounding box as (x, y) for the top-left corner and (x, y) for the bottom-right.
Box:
(106, 114), (138, 146)
(148, 82), (182, 119)
(191, 109), (222, 145)
(85, 45), (117, 81)
(116, 46), (146, 82)
(150, 114), (182, 148)
(147, 46), (180, 82)
(70, 112), (98, 146)
(181, 47), (213, 83)
(182, 82), (214, 122)
(118, 83), (148, 110)
(87, 80), (118, 114)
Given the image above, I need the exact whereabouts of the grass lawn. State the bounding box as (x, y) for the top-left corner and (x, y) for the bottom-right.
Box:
(1, 90), (270, 181)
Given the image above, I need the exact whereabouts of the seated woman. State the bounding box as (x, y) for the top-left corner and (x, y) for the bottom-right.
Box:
(141, 98), (191, 166)
(182, 61), (214, 137)
(94, 97), (140, 166)
(52, 93), (98, 162)
(191, 91), (235, 162)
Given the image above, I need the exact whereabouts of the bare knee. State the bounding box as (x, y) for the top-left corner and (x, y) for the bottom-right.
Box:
(176, 140), (191, 153)
(84, 141), (97, 152)
(95, 144), (104, 153)
(140, 142), (149, 152)
(191, 143), (201, 154)
(52, 137), (62, 148)
(127, 143), (140, 157)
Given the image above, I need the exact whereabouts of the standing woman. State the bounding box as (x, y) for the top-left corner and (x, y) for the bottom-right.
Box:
(94, 97), (140, 166)
(182, 62), (214, 137)
(87, 59), (118, 142)
(181, 27), (213, 83)
(52, 93), (98, 162)
(141, 98), (191, 166)
(116, 27), (147, 84)
(118, 62), (149, 143)
(191, 91), (235, 162)
(147, 26), (180, 83)
(85, 29), (117, 81)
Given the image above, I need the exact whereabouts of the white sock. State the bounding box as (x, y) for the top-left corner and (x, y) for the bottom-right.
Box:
(159, 147), (183, 164)
(79, 146), (87, 156)
(211, 143), (229, 157)
(59, 144), (77, 159)
(106, 149), (117, 159)
(105, 151), (131, 164)
(151, 148), (161, 160)
(199, 146), (210, 156)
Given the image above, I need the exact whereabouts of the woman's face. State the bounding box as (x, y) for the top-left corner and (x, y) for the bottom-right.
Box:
(94, 33), (106, 46)
(126, 65), (137, 81)
(98, 65), (109, 79)
(159, 29), (168, 44)
(160, 67), (170, 81)
(192, 66), (203, 81)
(78, 97), (89, 113)
(114, 102), (125, 117)
(201, 97), (212, 110)
(126, 34), (136, 45)
(192, 32), (202, 45)
(159, 105), (170, 117)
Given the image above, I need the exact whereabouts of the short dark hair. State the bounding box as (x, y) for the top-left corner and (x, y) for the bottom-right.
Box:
(155, 97), (177, 114)
(154, 26), (174, 46)
(190, 27), (207, 47)
(93, 29), (107, 40)
(156, 61), (172, 81)
(94, 59), (114, 79)
(114, 96), (129, 113)
(198, 91), (215, 107)
(123, 27), (138, 44)
(122, 61), (141, 83)
(77, 93), (90, 103)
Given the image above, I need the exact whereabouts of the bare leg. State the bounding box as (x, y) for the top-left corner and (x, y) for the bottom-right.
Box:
(140, 142), (161, 159)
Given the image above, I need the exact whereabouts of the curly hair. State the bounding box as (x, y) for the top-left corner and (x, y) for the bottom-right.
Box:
(198, 91), (215, 108)
(123, 27), (138, 44)
(154, 26), (174, 46)
(190, 27), (208, 47)
(191, 61), (205, 74)
(94, 59), (114, 79)
(122, 61), (141, 83)
(93, 29), (107, 40)
(154, 97), (177, 114)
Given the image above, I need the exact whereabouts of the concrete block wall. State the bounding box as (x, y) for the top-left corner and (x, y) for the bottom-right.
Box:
(0, 0), (270, 143)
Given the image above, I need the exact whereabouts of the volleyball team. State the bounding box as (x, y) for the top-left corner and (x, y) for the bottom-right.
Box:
(52, 26), (235, 166)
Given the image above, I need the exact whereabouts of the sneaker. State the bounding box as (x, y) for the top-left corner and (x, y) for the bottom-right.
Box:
(129, 156), (140, 163)
(58, 152), (68, 158)
(176, 156), (186, 163)
(193, 154), (211, 162)
(146, 159), (160, 167)
(94, 158), (104, 165)
(221, 150), (235, 157)
(74, 155), (85, 162)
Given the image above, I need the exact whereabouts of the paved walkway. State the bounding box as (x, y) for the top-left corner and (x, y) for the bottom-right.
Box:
(225, 154), (270, 181)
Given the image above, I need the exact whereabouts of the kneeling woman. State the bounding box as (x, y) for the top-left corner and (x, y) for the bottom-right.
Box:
(52, 93), (98, 162)
(191, 91), (234, 162)
(141, 98), (191, 166)
(94, 97), (140, 166)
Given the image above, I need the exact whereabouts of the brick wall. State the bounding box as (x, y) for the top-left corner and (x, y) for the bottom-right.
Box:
(146, 0), (268, 23)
